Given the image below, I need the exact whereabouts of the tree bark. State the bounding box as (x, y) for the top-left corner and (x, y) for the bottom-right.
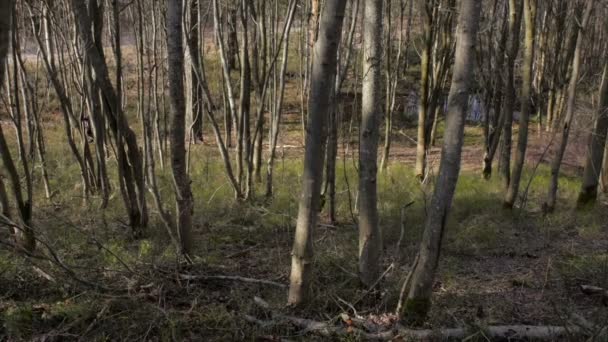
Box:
(577, 61), (608, 205)
(414, 0), (433, 181)
(189, 0), (204, 142)
(398, 0), (481, 323)
(288, 0), (347, 306)
(0, 1), (35, 251)
(266, 0), (298, 197)
(504, 0), (536, 208)
(167, 0), (194, 256)
(498, 0), (522, 187)
(70, 0), (148, 234)
(544, 0), (594, 212)
(358, 0), (383, 287)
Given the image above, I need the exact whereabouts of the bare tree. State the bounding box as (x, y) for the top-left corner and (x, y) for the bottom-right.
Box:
(577, 60), (608, 205)
(504, 0), (536, 208)
(482, 0), (522, 180)
(167, 0), (194, 256)
(358, 0), (383, 287)
(396, 0), (481, 323)
(70, 0), (148, 234)
(189, 0), (204, 142)
(0, 0), (35, 251)
(266, 0), (299, 197)
(544, 0), (594, 213)
(288, 0), (348, 307)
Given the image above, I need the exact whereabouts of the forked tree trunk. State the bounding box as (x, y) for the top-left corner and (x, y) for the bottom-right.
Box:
(70, 0), (148, 234)
(288, 0), (347, 307)
(167, 0), (194, 256)
(544, 0), (594, 212)
(358, 0), (383, 287)
(397, 0), (480, 324)
(483, 0), (522, 180)
(498, 0), (522, 188)
(577, 61), (608, 205)
(0, 1), (35, 251)
(266, 0), (298, 197)
(504, 0), (536, 208)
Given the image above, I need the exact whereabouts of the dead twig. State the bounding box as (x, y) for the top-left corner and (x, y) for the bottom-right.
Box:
(178, 273), (288, 288)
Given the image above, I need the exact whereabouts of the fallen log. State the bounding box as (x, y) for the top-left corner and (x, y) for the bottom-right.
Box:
(246, 297), (587, 340)
(246, 314), (583, 341)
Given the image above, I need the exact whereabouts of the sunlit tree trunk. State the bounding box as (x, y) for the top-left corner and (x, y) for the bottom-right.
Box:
(288, 0), (347, 307)
(577, 61), (608, 205)
(414, 0), (433, 181)
(358, 0), (383, 287)
(397, 0), (480, 324)
(504, 0), (536, 208)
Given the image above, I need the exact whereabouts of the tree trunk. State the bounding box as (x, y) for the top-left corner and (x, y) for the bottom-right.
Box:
(498, 0), (523, 188)
(358, 0), (383, 287)
(577, 61), (608, 205)
(167, 0), (194, 256)
(0, 1), (35, 251)
(414, 0), (433, 181)
(504, 0), (536, 208)
(481, 4), (508, 179)
(288, 0), (347, 307)
(190, 0), (204, 142)
(397, 0), (481, 324)
(266, 0), (298, 197)
(544, 0), (594, 213)
(70, 0), (148, 234)
(239, 0), (253, 199)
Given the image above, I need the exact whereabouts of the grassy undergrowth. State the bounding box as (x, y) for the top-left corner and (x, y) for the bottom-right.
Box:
(1, 142), (608, 340)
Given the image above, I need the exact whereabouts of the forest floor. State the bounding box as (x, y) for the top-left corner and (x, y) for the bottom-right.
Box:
(1, 112), (608, 341)
(1, 45), (607, 339)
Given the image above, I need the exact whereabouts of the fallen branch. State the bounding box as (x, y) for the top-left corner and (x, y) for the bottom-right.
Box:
(178, 273), (287, 288)
(246, 297), (586, 341)
(580, 285), (608, 305)
(246, 312), (583, 340)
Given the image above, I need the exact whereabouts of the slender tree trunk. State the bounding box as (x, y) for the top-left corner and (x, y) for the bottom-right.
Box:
(239, 0), (253, 199)
(70, 0), (148, 234)
(415, 0), (433, 180)
(190, 0), (204, 142)
(0, 1), (35, 251)
(544, 0), (594, 212)
(482, 4), (508, 179)
(358, 0), (383, 287)
(288, 0), (347, 307)
(397, 0), (480, 324)
(498, 0), (523, 188)
(266, 0), (298, 197)
(227, 2), (239, 71)
(382, 0), (412, 170)
(504, 0), (536, 208)
(577, 61), (608, 205)
(167, 0), (194, 256)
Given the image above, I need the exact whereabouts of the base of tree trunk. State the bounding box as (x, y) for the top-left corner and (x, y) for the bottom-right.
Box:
(576, 187), (598, 207)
